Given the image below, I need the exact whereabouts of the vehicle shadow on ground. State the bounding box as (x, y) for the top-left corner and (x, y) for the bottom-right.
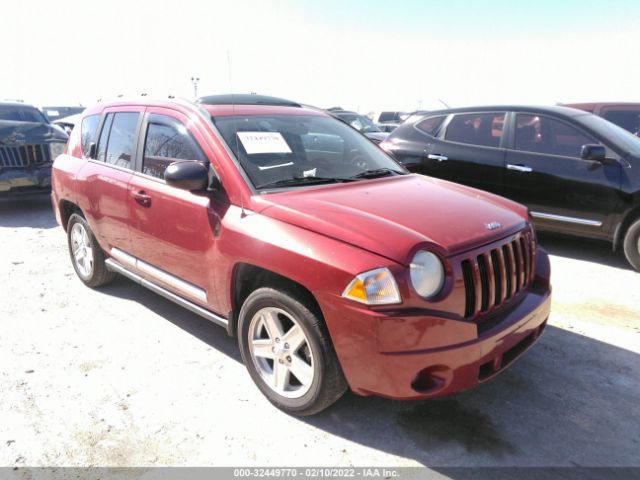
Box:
(0, 195), (58, 229)
(538, 232), (633, 271)
(100, 277), (640, 467)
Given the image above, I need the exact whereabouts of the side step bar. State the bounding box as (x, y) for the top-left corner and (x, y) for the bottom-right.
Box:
(105, 258), (229, 329)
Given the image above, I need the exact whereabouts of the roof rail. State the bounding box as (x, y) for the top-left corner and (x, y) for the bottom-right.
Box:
(197, 93), (301, 107)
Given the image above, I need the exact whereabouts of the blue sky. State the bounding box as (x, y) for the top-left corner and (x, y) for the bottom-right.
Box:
(1, 0), (639, 112)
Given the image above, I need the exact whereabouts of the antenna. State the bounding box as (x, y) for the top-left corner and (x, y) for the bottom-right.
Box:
(438, 98), (451, 109)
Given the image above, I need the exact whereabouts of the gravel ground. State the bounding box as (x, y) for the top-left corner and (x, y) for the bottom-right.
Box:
(1, 196), (639, 468)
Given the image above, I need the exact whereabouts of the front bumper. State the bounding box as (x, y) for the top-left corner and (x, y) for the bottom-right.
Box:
(319, 249), (552, 400)
(0, 165), (52, 196)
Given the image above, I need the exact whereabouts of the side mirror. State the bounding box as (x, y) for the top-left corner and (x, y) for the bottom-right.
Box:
(164, 161), (209, 191)
(581, 144), (606, 162)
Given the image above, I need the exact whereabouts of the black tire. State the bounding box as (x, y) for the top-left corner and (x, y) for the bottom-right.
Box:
(67, 213), (116, 287)
(623, 218), (640, 272)
(238, 287), (347, 416)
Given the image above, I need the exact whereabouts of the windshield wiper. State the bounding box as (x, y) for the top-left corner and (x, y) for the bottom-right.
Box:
(349, 168), (405, 179)
(256, 176), (357, 189)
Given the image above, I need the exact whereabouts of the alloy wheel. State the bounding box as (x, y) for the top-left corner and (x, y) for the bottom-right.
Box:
(70, 222), (93, 277)
(248, 307), (315, 398)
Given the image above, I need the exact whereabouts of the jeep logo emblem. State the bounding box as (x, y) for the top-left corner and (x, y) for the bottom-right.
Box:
(485, 221), (502, 231)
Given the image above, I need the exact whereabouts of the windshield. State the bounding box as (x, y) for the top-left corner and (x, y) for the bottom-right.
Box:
(336, 113), (381, 133)
(0, 105), (48, 123)
(577, 113), (640, 156)
(212, 114), (406, 190)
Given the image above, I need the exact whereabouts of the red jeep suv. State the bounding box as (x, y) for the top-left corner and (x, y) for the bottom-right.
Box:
(51, 94), (551, 415)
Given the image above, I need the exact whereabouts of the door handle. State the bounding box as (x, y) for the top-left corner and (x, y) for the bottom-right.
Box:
(131, 190), (152, 207)
(427, 153), (448, 162)
(507, 164), (533, 173)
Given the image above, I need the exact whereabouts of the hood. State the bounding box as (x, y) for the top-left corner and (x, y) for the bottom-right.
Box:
(0, 121), (68, 145)
(364, 131), (389, 143)
(255, 175), (528, 265)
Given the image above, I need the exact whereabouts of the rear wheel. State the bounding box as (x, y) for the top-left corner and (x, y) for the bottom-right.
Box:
(67, 213), (116, 287)
(238, 287), (347, 416)
(623, 218), (640, 272)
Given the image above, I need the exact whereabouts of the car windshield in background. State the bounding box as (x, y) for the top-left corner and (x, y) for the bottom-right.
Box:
(0, 105), (48, 123)
(577, 113), (640, 156)
(42, 106), (85, 121)
(336, 113), (381, 133)
(212, 114), (406, 190)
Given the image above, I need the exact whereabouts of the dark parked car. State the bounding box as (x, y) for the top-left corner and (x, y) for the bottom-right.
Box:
(327, 109), (388, 143)
(564, 102), (640, 136)
(381, 105), (640, 271)
(53, 113), (82, 136)
(0, 101), (68, 196)
(51, 97), (550, 415)
(41, 106), (85, 122)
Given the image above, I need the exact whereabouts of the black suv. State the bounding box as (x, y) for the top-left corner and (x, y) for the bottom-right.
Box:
(0, 102), (68, 197)
(382, 105), (640, 271)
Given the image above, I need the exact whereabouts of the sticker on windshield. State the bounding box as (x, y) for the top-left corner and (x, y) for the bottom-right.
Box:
(237, 132), (292, 155)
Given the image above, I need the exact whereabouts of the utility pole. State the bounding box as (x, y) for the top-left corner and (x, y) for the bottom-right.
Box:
(191, 76), (200, 99)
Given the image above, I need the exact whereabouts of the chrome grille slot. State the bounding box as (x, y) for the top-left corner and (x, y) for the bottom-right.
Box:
(462, 231), (534, 320)
(0, 144), (50, 167)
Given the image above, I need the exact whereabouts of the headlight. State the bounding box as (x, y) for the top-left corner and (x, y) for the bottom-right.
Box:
(410, 251), (445, 298)
(342, 267), (401, 305)
(49, 142), (66, 160)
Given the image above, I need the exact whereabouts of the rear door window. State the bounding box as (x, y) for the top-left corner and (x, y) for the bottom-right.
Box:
(96, 112), (139, 168)
(445, 113), (505, 147)
(142, 118), (206, 179)
(515, 114), (599, 158)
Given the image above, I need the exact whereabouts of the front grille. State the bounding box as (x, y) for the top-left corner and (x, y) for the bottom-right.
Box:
(462, 231), (535, 319)
(0, 144), (51, 167)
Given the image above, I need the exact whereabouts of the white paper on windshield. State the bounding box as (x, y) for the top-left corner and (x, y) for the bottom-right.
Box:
(237, 132), (292, 155)
(46, 110), (59, 116)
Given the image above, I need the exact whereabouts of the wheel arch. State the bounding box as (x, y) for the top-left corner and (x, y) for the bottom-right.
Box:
(228, 262), (322, 338)
(613, 205), (640, 251)
(59, 199), (83, 231)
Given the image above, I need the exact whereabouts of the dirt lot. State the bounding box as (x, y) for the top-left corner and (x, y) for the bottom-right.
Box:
(1, 196), (639, 468)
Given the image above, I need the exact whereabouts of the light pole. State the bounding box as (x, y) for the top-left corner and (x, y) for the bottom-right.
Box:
(190, 76), (200, 99)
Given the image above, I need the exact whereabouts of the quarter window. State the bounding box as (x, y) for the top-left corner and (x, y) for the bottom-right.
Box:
(143, 120), (205, 179)
(515, 114), (599, 158)
(445, 113), (505, 147)
(416, 116), (446, 136)
(80, 114), (100, 158)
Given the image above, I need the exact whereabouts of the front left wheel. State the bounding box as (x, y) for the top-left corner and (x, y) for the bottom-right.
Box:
(238, 287), (347, 416)
(67, 213), (116, 287)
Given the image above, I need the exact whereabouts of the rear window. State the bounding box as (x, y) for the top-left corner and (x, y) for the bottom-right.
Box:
(445, 113), (505, 147)
(603, 110), (640, 134)
(0, 105), (48, 123)
(81, 115), (100, 157)
(378, 112), (402, 123)
(415, 116), (446, 136)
